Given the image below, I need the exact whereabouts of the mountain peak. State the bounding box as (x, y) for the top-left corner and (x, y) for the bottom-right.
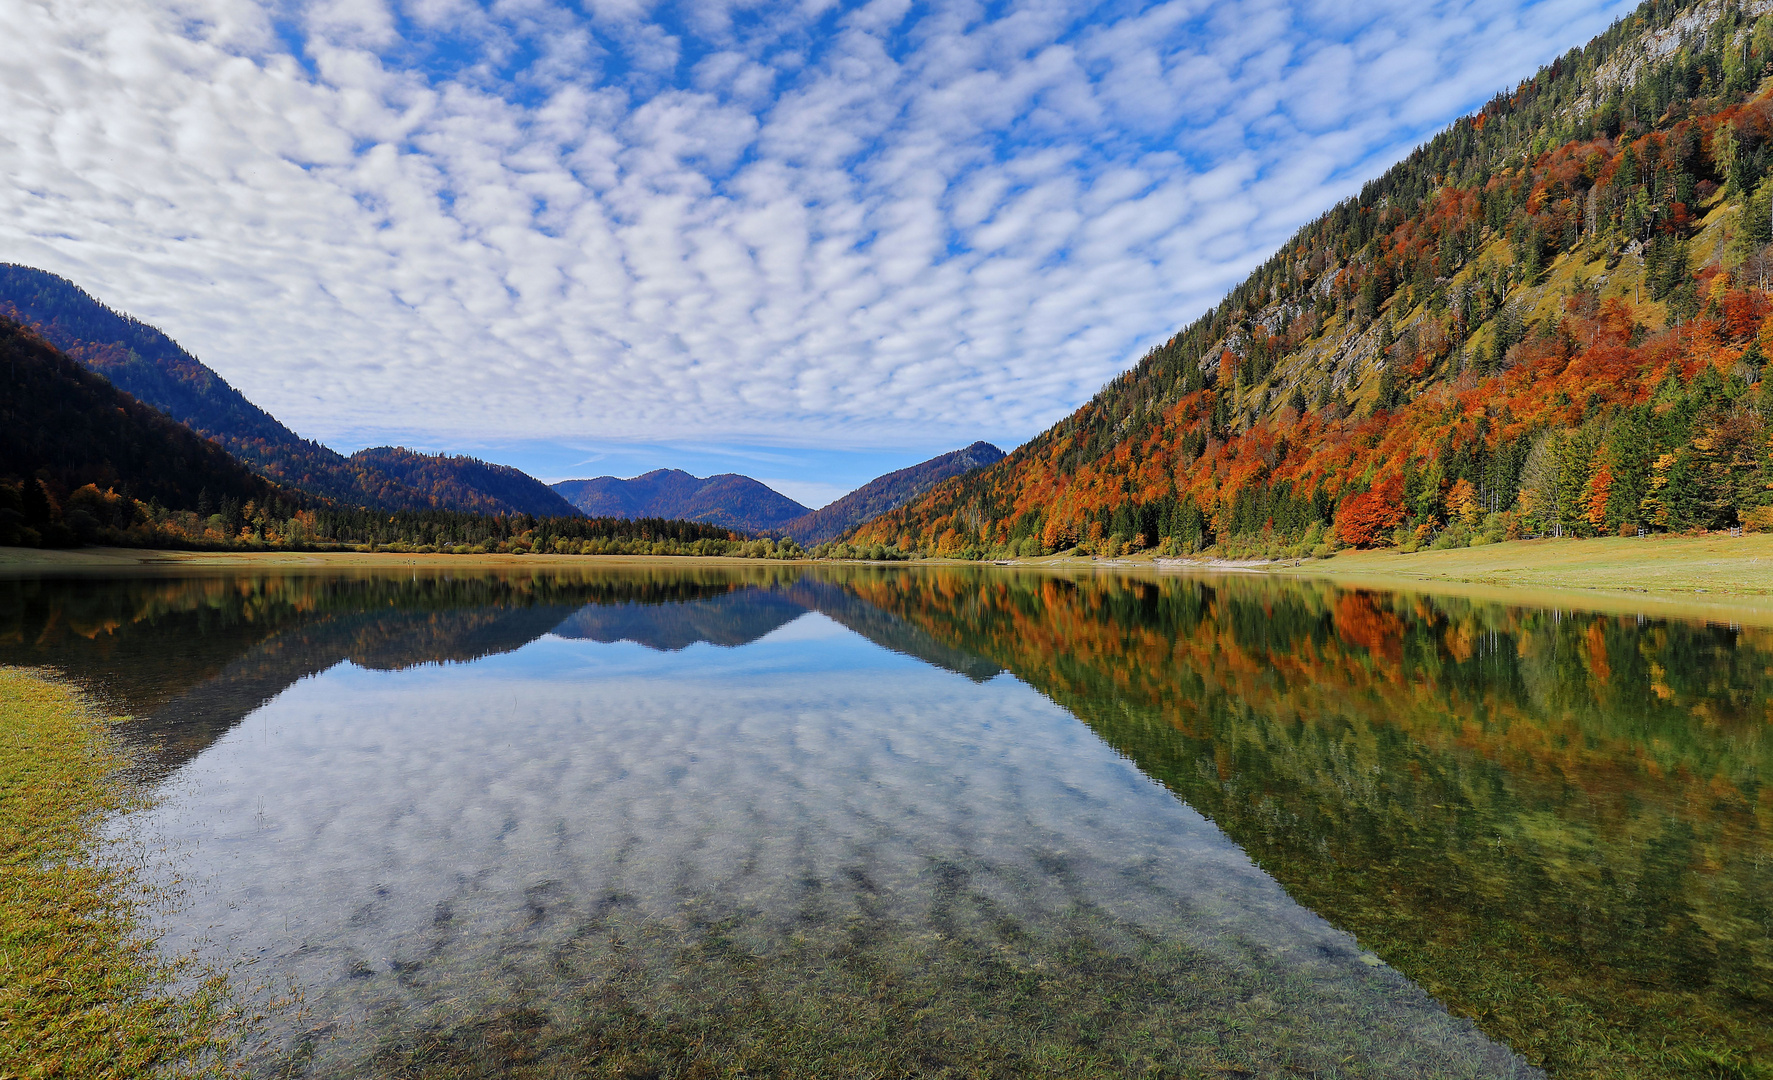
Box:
(552, 471), (808, 532)
(781, 443), (1005, 545)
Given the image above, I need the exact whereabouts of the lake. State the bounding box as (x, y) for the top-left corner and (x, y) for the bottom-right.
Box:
(2, 564), (1767, 1078)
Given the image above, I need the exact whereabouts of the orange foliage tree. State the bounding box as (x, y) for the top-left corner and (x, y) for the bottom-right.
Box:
(1333, 474), (1406, 547)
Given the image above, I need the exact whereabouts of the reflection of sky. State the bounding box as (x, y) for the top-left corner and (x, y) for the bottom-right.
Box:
(128, 612), (1534, 1077)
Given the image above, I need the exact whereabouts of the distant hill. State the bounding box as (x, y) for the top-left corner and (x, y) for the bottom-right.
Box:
(350, 446), (578, 518)
(552, 470), (809, 532)
(0, 265), (574, 518)
(0, 317), (290, 546)
(781, 442), (1004, 544)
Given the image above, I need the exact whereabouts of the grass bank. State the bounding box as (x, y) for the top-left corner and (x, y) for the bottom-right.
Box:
(0, 668), (235, 1079)
(1279, 532), (1773, 595)
(1259, 532), (1773, 626)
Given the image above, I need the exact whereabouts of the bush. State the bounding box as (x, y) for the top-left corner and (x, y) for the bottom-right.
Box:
(1741, 506), (1773, 533)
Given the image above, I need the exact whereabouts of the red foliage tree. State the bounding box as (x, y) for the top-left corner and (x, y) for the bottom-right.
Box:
(1334, 473), (1406, 548)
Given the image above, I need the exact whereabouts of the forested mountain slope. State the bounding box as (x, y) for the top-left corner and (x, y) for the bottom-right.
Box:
(349, 446), (579, 518)
(0, 317), (295, 547)
(553, 470), (810, 532)
(0, 265), (576, 518)
(856, 0), (1773, 559)
(782, 442), (1004, 545)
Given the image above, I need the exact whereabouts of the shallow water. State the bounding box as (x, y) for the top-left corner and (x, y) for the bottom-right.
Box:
(2, 565), (1766, 1078)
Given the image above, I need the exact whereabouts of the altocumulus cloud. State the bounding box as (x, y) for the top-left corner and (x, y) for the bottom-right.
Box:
(0, 0), (1633, 458)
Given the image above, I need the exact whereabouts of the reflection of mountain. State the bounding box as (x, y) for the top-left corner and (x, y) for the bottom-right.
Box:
(551, 589), (806, 651)
(0, 569), (1010, 781)
(120, 604), (588, 779)
(542, 582), (1005, 684)
(784, 579), (1001, 682)
(0, 573), (767, 779)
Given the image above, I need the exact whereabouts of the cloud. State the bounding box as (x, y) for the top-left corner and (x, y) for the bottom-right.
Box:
(0, 0), (1635, 458)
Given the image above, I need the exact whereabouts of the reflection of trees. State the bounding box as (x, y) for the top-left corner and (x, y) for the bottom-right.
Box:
(834, 567), (1773, 1079)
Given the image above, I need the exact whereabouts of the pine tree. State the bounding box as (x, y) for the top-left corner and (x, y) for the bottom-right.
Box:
(1605, 408), (1652, 531)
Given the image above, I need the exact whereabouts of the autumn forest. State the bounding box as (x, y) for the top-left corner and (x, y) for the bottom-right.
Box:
(856, 2), (1773, 561)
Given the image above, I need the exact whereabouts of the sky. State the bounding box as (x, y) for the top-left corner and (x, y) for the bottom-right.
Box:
(1, 0), (1636, 508)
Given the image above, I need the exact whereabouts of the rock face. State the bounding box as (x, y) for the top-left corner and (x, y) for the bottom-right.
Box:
(780, 442), (1006, 545)
(551, 470), (810, 533)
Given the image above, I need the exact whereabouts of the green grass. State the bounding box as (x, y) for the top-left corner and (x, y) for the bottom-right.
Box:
(0, 668), (237, 1079)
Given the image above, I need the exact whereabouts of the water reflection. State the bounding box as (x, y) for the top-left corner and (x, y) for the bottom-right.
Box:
(842, 569), (1773, 1078)
(3, 565), (1767, 1077)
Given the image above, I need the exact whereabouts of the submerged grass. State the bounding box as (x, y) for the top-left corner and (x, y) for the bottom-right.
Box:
(266, 865), (1528, 1080)
(0, 667), (237, 1079)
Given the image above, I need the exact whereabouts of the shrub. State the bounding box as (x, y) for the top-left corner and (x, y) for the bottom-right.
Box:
(1742, 506), (1773, 533)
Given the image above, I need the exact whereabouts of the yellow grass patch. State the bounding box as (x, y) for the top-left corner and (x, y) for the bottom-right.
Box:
(0, 669), (236, 1079)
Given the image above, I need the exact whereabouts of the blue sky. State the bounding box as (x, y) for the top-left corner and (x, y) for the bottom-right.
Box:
(0, 0), (1634, 507)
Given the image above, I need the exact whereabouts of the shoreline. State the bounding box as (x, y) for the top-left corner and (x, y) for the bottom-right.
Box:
(1025, 534), (1773, 626)
(0, 668), (236, 1076)
(7, 534), (1773, 625)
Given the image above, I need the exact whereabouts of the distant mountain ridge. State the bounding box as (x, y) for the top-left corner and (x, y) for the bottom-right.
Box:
(781, 442), (1004, 544)
(553, 444), (1009, 541)
(552, 470), (809, 532)
(0, 264), (574, 518)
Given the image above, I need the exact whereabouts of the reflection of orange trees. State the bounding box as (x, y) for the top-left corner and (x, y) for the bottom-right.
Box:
(833, 568), (1772, 1077)
(1331, 592), (1404, 663)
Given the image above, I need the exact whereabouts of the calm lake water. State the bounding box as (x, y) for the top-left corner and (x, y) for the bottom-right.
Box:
(2, 564), (1767, 1078)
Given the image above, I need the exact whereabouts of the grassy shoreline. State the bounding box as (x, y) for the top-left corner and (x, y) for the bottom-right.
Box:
(0, 668), (235, 1079)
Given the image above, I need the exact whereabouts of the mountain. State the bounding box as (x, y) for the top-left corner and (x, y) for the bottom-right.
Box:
(0, 317), (292, 546)
(349, 446), (578, 518)
(782, 442), (1004, 545)
(855, 0), (1773, 559)
(0, 265), (575, 518)
(552, 469), (809, 532)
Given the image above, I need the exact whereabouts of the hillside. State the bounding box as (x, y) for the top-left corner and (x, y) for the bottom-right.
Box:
(0, 317), (294, 546)
(782, 442), (1004, 545)
(0, 265), (575, 518)
(552, 470), (809, 532)
(350, 446), (578, 518)
(855, 0), (1773, 560)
